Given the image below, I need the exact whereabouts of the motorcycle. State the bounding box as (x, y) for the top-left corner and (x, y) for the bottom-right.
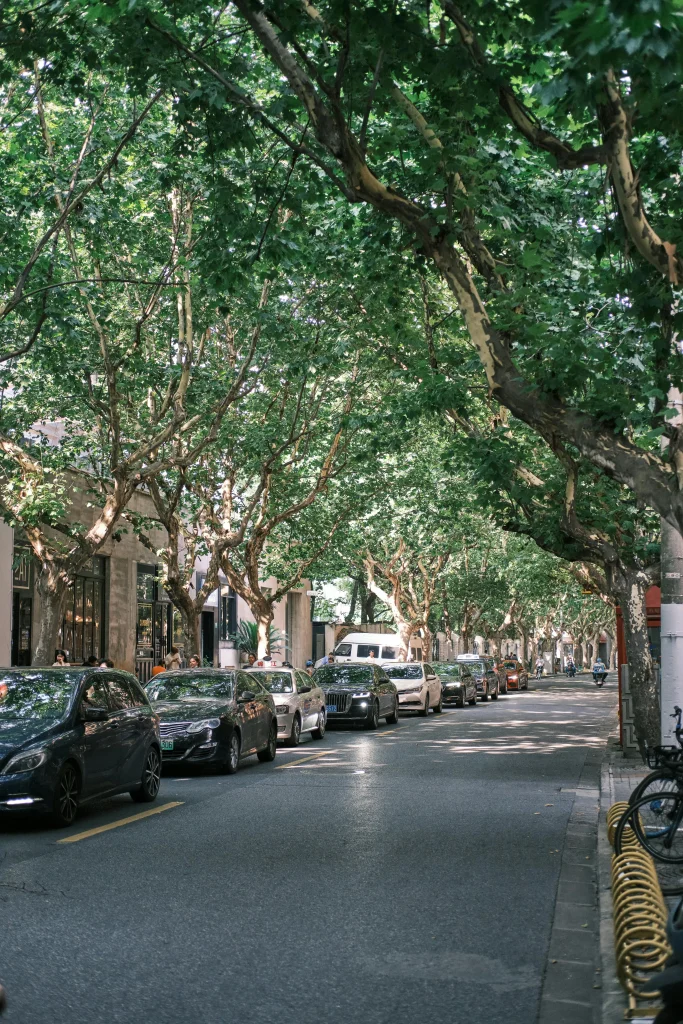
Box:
(565, 663), (576, 678)
(592, 665), (607, 686)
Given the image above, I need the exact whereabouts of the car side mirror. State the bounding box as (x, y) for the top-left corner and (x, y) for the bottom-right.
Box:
(299, 684), (312, 694)
(238, 691), (256, 703)
(81, 705), (108, 722)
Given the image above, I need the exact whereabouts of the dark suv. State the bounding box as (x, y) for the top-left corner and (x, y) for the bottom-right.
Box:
(313, 664), (399, 728)
(0, 668), (161, 826)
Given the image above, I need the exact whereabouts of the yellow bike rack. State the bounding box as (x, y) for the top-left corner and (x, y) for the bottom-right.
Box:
(608, 804), (672, 1018)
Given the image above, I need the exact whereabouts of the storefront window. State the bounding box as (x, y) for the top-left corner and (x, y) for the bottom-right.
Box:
(61, 557), (106, 663)
(220, 584), (237, 640)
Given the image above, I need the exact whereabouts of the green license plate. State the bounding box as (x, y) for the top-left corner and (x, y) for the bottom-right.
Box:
(160, 739), (174, 751)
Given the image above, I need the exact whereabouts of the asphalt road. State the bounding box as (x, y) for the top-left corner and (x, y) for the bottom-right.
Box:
(0, 673), (616, 1024)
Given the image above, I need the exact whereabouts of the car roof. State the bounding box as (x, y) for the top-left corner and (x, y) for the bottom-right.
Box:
(0, 666), (139, 682)
(336, 633), (402, 644)
(157, 668), (236, 678)
(456, 655), (486, 661)
(245, 666), (295, 674)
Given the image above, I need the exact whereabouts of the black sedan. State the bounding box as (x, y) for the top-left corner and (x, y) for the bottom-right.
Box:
(313, 664), (399, 729)
(0, 668), (161, 827)
(432, 662), (477, 707)
(145, 669), (277, 772)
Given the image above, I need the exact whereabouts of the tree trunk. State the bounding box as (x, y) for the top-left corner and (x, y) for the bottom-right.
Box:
(397, 621), (415, 660)
(345, 578), (359, 623)
(257, 611), (273, 659)
(181, 607), (201, 661)
(422, 625), (434, 663)
(461, 628), (471, 654)
(34, 566), (68, 666)
(607, 564), (659, 756)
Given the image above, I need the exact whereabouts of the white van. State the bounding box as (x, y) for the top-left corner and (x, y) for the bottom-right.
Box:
(331, 632), (422, 663)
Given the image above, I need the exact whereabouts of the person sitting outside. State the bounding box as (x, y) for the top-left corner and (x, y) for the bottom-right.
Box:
(99, 658), (114, 668)
(82, 655), (99, 667)
(165, 646), (181, 671)
(305, 660), (314, 677)
(151, 660), (166, 677)
(188, 655), (201, 669)
(247, 653), (256, 667)
(52, 650), (69, 666)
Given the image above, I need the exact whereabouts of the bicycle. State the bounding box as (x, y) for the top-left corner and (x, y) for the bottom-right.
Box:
(615, 708), (683, 863)
(628, 706), (683, 807)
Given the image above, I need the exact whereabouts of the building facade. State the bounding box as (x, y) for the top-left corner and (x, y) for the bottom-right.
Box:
(1, 484), (314, 676)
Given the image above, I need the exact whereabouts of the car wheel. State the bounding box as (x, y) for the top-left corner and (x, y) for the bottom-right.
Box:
(433, 694), (443, 714)
(365, 701), (380, 730)
(222, 731), (241, 774)
(311, 710), (326, 740)
(131, 746), (161, 803)
(51, 762), (80, 827)
(468, 689), (477, 706)
(491, 686), (499, 701)
(480, 685), (489, 701)
(386, 699), (399, 724)
(257, 721), (278, 762)
(418, 694), (429, 717)
(285, 714), (301, 748)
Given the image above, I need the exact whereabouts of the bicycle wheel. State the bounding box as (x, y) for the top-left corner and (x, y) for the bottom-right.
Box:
(616, 791), (683, 864)
(629, 768), (683, 806)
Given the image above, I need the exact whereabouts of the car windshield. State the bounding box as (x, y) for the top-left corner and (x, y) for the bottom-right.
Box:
(383, 665), (422, 679)
(463, 661), (486, 674)
(146, 675), (234, 701)
(503, 661), (518, 669)
(0, 671), (79, 724)
(434, 664), (463, 678)
(314, 666), (373, 687)
(251, 671), (294, 694)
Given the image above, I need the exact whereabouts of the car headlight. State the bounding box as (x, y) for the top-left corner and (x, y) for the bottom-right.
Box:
(2, 748), (48, 774)
(275, 705), (290, 714)
(352, 691), (372, 698)
(444, 682), (461, 689)
(187, 719), (221, 733)
(509, 674), (518, 680)
(402, 685), (423, 694)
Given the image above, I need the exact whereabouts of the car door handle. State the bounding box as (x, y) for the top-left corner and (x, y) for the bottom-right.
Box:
(108, 721), (120, 729)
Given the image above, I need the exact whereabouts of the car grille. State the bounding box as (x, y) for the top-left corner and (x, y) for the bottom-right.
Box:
(159, 722), (191, 737)
(326, 691), (351, 713)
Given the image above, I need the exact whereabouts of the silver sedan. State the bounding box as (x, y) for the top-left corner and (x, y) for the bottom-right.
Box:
(245, 667), (326, 747)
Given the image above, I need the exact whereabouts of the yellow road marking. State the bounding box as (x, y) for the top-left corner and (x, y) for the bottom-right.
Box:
(58, 801), (184, 844)
(374, 727), (403, 736)
(275, 750), (336, 769)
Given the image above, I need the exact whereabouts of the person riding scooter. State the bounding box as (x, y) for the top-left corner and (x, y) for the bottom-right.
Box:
(535, 657), (544, 679)
(592, 658), (607, 686)
(565, 658), (576, 678)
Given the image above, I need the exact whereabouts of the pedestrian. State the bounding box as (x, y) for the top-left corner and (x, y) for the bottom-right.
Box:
(151, 660), (165, 677)
(397, 650), (406, 662)
(368, 650), (376, 660)
(82, 655), (99, 667)
(327, 653), (335, 665)
(305, 659), (314, 676)
(165, 645), (181, 671)
(247, 653), (256, 667)
(188, 654), (201, 669)
(52, 649), (69, 666)
(535, 656), (544, 679)
(99, 658), (114, 668)
(282, 661), (293, 668)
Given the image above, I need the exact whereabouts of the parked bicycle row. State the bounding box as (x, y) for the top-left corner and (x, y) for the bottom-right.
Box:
(0, 651), (534, 827)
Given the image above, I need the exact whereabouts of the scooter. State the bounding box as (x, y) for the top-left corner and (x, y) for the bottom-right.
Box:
(565, 663), (576, 678)
(593, 668), (607, 686)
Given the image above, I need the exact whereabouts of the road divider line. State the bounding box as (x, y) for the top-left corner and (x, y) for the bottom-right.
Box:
(57, 801), (184, 844)
(276, 751), (335, 769)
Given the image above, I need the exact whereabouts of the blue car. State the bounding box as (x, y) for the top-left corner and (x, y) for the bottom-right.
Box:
(0, 668), (161, 826)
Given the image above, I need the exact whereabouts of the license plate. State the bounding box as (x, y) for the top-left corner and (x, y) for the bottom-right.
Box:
(326, 705), (337, 714)
(160, 739), (174, 751)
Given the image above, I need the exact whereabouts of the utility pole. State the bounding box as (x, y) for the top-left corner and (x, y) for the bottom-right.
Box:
(661, 387), (683, 744)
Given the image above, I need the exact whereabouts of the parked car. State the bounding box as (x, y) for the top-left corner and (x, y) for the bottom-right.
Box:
(455, 655), (500, 700)
(499, 658), (529, 691)
(491, 659), (509, 694)
(245, 666), (326, 746)
(431, 662), (477, 707)
(330, 632), (422, 664)
(145, 669), (277, 773)
(313, 663), (399, 728)
(382, 662), (443, 716)
(0, 668), (161, 827)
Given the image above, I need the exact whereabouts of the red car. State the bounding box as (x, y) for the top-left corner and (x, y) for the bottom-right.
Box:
(501, 659), (529, 691)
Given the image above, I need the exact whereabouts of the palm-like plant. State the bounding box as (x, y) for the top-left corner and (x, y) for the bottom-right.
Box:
(228, 620), (285, 657)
